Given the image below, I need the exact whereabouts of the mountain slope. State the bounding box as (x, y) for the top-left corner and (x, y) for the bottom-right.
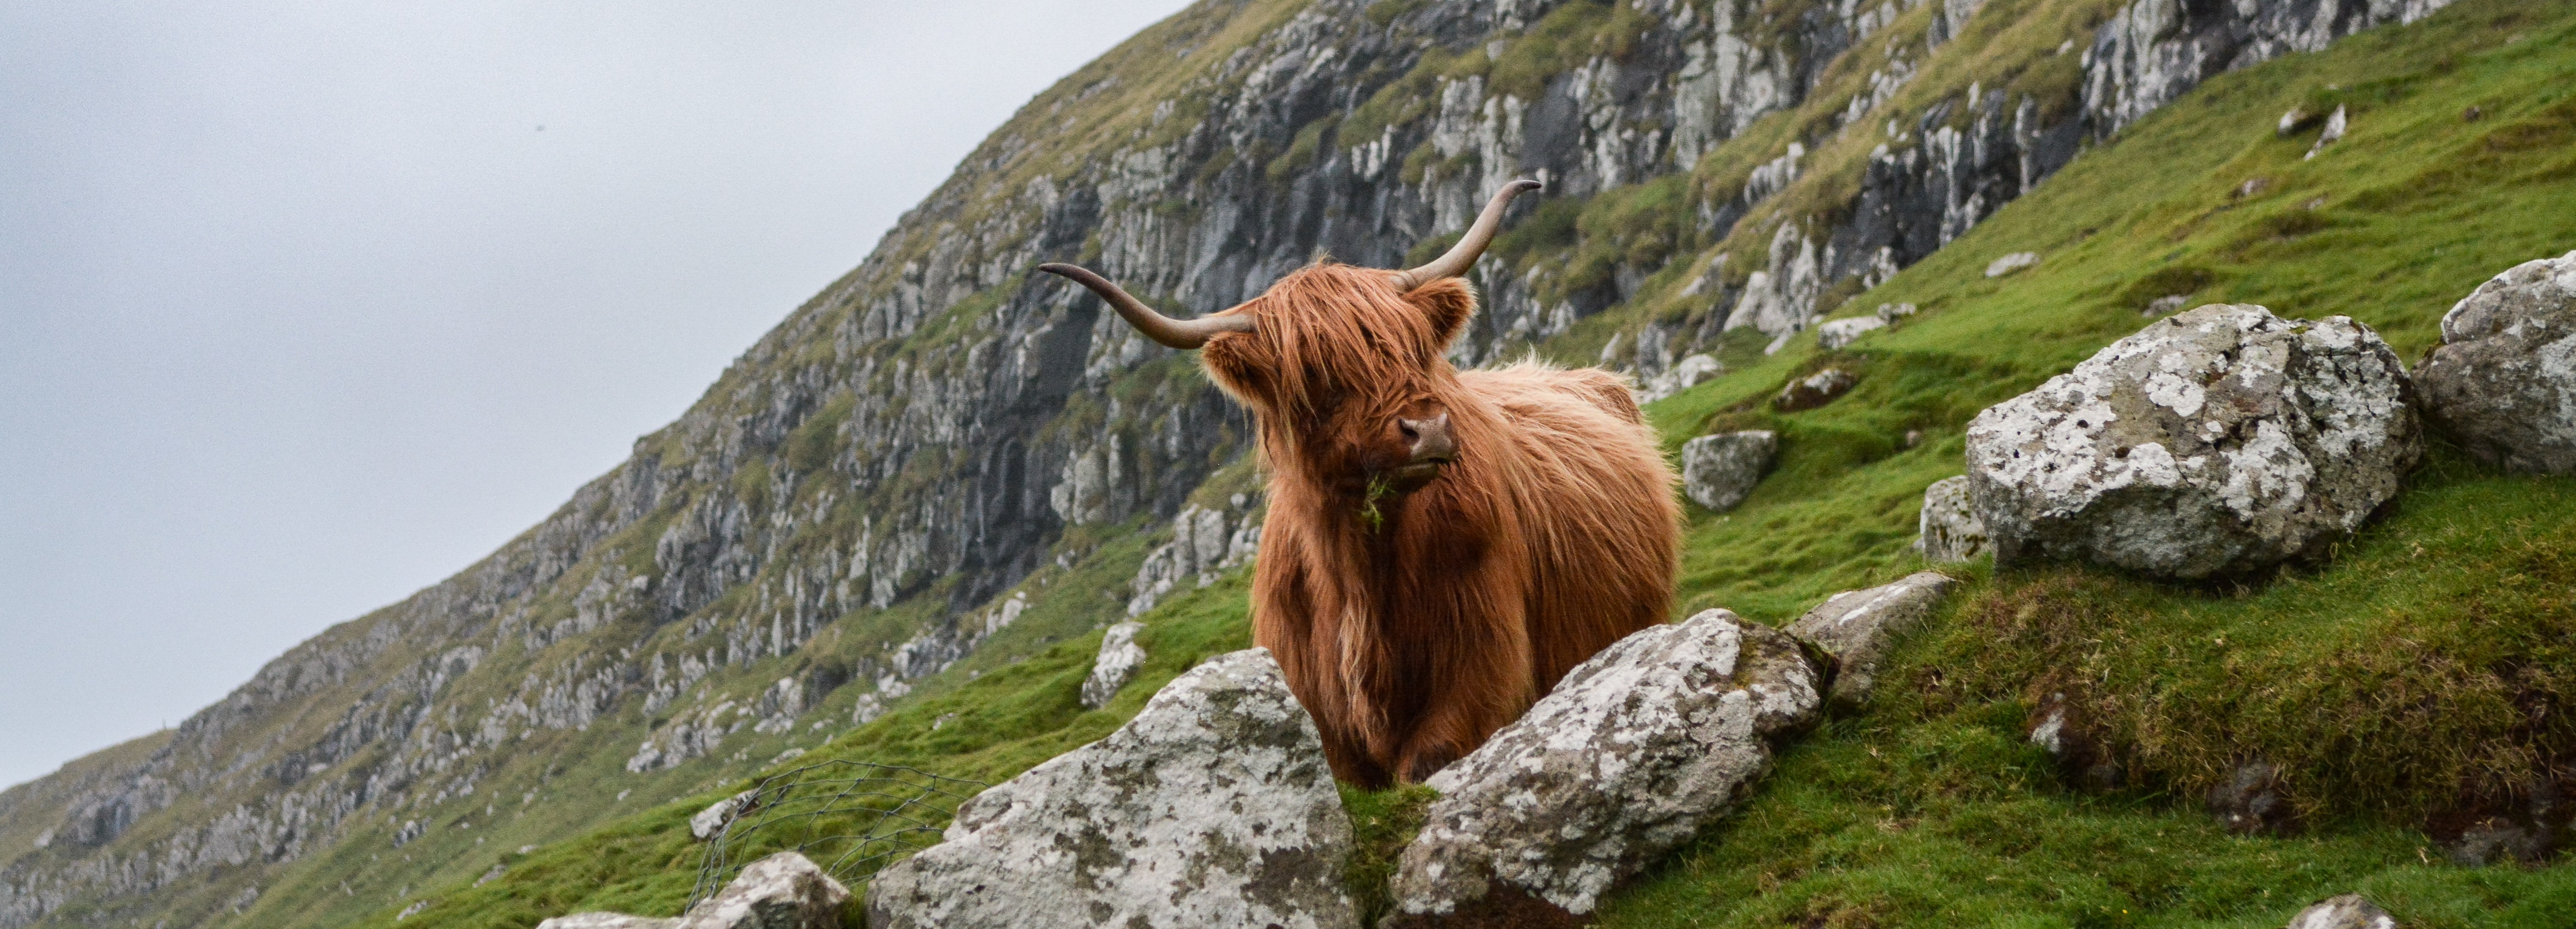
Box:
(422, 2), (2576, 926)
(1, 0), (2543, 927)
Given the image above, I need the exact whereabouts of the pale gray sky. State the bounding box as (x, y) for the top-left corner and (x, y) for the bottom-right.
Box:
(0, 0), (1195, 789)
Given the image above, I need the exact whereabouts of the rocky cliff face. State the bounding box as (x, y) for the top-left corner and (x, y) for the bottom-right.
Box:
(0, 0), (2455, 925)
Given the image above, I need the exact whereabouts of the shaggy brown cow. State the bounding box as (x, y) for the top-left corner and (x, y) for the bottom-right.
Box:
(1040, 181), (1679, 787)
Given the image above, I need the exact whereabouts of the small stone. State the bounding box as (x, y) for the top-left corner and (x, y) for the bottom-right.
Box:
(1079, 621), (1148, 709)
(691, 789), (759, 842)
(2414, 250), (2576, 472)
(2283, 894), (2397, 929)
(1914, 476), (1988, 563)
(2276, 106), (2313, 137)
(2463, 105), (2483, 121)
(1966, 304), (2419, 579)
(2207, 761), (2298, 836)
(2143, 294), (2191, 316)
(1816, 315), (1887, 350)
(475, 864), (506, 887)
(1388, 610), (1824, 925)
(536, 916), (677, 929)
(1680, 431), (1778, 511)
(1875, 302), (1918, 323)
(2233, 177), (2270, 199)
(1775, 368), (1857, 412)
(397, 902), (431, 921)
(1985, 252), (2040, 278)
(867, 649), (1358, 929)
(2025, 692), (2124, 791)
(1636, 353), (1723, 404)
(1784, 571), (1956, 710)
(2303, 105), (2346, 160)
(2429, 775), (2568, 865)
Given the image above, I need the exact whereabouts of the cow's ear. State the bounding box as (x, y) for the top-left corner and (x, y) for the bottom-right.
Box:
(1402, 277), (1477, 348)
(1199, 330), (1272, 407)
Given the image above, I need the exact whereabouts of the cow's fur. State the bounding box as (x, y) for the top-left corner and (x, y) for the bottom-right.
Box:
(1194, 263), (1681, 787)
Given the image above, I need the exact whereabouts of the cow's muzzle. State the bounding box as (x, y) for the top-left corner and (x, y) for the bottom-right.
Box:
(1390, 413), (1455, 492)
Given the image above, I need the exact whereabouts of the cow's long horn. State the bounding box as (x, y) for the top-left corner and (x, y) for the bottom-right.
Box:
(1387, 179), (1543, 293)
(1038, 263), (1255, 349)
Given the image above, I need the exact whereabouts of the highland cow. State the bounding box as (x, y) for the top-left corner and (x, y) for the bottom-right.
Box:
(1040, 181), (1680, 787)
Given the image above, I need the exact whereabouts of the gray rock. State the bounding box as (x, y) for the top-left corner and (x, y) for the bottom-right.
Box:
(2276, 106), (2313, 137)
(1875, 302), (1919, 324)
(1985, 252), (2040, 277)
(867, 648), (1356, 929)
(2414, 250), (2576, 472)
(1776, 368), (1857, 412)
(1784, 572), (1956, 710)
(1915, 475), (1990, 563)
(537, 914), (678, 929)
(1078, 621), (1147, 710)
(2432, 776), (2568, 865)
(1680, 431), (1778, 511)
(528, 853), (850, 929)
(1636, 353), (1723, 404)
(683, 852), (850, 929)
(1128, 504), (1260, 616)
(1966, 304), (2419, 578)
(2144, 294), (2190, 316)
(2025, 692), (2124, 792)
(690, 789), (759, 842)
(2284, 894), (2396, 929)
(1389, 610), (1823, 925)
(2207, 761), (2298, 836)
(2303, 105), (2347, 160)
(1815, 315), (1887, 350)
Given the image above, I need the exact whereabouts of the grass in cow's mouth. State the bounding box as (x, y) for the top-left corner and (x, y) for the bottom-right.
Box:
(1359, 473), (1395, 534)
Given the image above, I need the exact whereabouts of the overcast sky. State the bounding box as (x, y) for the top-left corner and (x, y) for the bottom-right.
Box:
(0, 0), (1195, 790)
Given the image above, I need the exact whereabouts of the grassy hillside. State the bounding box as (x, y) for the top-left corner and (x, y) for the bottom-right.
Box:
(387, 1), (2576, 926)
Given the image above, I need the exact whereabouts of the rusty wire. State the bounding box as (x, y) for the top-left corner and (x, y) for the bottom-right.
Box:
(688, 759), (986, 909)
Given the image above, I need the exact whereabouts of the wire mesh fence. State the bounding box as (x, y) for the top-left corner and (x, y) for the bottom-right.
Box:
(688, 759), (987, 909)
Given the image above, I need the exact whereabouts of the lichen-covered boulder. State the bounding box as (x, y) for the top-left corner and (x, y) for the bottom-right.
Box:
(690, 789), (759, 841)
(2415, 250), (2576, 472)
(1966, 304), (2419, 578)
(534, 852), (845, 929)
(1784, 571), (1955, 710)
(1915, 476), (1990, 563)
(866, 648), (1357, 929)
(1078, 621), (1146, 709)
(2284, 894), (2396, 929)
(1680, 431), (1778, 511)
(1388, 610), (1823, 926)
(685, 853), (850, 929)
